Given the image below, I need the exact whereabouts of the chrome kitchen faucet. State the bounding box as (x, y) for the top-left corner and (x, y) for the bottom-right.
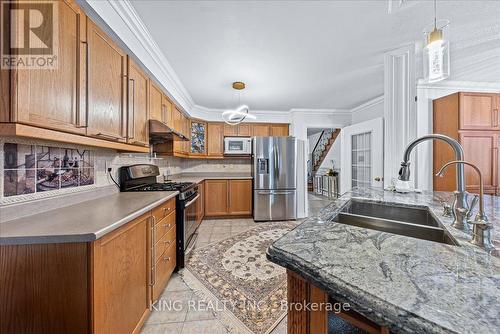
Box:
(436, 160), (494, 250)
(398, 134), (472, 231)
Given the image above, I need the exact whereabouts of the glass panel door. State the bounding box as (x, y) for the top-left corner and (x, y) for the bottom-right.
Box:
(351, 132), (371, 189)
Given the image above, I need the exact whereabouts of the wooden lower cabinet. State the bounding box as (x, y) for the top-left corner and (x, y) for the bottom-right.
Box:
(228, 179), (253, 215)
(0, 198), (176, 334)
(287, 270), (390, 334)
(0, 242), (90, 333)
(150, 201), (177, 303)
(204, 179), (252, 217)
(92, 213), (149, 334)
(204, 180), (228, 216)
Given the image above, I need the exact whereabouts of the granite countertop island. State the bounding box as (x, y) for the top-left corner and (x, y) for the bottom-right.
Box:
(0, 191), (178, 245)
(267, 188), (500, 334)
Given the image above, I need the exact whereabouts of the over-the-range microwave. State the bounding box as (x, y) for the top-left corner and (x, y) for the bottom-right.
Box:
(224, 137), (252, 155)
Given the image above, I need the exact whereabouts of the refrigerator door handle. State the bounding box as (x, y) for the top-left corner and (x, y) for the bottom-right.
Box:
(257, 190), (295, 195)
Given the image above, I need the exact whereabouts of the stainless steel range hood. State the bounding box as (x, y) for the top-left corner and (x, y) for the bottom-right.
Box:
(149, 119), (188, 143)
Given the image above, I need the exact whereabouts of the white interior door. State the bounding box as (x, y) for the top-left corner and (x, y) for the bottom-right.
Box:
(340, 117), (384, 194)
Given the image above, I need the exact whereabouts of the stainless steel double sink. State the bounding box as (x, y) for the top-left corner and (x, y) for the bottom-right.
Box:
(334, 200), (458, 246)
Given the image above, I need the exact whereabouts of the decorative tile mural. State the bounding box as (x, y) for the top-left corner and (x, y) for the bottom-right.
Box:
(3, 143), (94, 197)
(191, 122), (206, 154)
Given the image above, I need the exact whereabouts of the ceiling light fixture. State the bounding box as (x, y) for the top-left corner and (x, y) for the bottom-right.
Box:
(422, 0), (450, 83)
(222, 82), (256, 125)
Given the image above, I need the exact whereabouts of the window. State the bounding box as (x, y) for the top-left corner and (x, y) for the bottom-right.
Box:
(351, 132), (371, 188)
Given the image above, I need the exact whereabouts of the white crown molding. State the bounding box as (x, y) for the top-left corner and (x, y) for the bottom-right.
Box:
(289, 108), (351, 116)
(86, 0), (358, 120)
(193, 104), (351, 117)
(350, 95), (384, 114)
(417, 80), (500, 92)
(105, 0), (196, 111)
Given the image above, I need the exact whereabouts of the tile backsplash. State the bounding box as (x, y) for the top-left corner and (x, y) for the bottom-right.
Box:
(0, 139), (251, 204)
(3, 143), (94, 197)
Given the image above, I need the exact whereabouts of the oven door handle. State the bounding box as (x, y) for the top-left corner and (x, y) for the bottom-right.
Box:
(184, 194), (200, 208)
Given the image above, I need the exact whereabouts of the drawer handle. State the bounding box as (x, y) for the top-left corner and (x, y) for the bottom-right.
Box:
(163, 207), (171, 214)
(164, 240), (171, 246)
(163, 223), (171, 229)
(164, 256), (171, 262)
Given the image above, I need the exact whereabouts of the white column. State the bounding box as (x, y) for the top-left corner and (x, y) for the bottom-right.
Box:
(383, 44), (418, 188)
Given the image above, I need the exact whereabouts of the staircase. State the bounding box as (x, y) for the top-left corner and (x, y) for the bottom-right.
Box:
(312, 128), (341, 173)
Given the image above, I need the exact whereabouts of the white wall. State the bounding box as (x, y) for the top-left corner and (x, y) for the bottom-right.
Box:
(351, 96), (384, 124)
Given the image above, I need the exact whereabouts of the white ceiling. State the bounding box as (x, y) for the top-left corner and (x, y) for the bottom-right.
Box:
(130, 0), (500, 111)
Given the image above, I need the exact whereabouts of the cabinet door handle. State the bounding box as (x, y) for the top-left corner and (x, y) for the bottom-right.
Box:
(76, 40), (88, 128)
(163, 223), (171, 229)
(149, 217), (156, 287)
(163, 256), (171, 262)
(128, 78), (135, 140)
(493, 148), (498, 186)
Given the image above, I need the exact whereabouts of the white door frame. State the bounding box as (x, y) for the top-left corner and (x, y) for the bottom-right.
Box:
(340, 117), (384, 194)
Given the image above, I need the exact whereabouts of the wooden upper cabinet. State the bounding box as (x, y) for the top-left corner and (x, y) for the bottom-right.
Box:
(207, 123), (224, 156)
(172, 106), (183, 134)
(270, 124), (289, 136)
(224, 123), (253, 136)
(204, 180), (228, 216)
(163, 95), (173, 128)
(224, 124), (239, 136)
(228, 180), (252, 215)
(238, 123), (252, 136)
(253, 124), (270, 136)
(87, 19), (127, 142)
(12, 0), (87, 134)
(459, 93), (499, 130)
(92, 213), (149, 334)
(127, 59), (149, 146)
(149, 81), (163, 123)
(460, 131), (497, 194)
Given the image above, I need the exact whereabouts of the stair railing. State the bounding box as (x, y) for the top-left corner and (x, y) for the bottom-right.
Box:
(312, 129), (335, 172)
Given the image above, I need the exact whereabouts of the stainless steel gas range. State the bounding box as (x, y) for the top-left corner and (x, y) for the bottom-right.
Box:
(118, 164), (200, 269)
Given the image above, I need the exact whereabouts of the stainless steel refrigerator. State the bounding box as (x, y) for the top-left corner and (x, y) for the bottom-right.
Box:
(252, 137), (297, 221)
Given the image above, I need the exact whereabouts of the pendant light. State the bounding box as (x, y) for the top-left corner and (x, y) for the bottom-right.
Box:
(422, 0), (450, 83)
(222, 82), (256, 125)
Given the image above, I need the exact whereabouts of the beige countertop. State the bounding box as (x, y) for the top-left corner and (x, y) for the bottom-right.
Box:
(0, 191), (178, 245)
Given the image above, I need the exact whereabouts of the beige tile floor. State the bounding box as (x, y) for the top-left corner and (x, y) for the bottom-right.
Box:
(308, 192), (333, 216)
(141, 192), (336, 334)
(141, 218), (288, 334)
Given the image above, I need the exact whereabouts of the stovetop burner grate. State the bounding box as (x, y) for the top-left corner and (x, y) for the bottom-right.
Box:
(131, 182), (195, 192)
